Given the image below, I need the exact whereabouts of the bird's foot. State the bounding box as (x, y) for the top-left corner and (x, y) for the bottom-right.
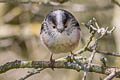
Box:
(67, 52), (75, 62)
(70, 51), (76, 62)
(50, 53), (55, 71)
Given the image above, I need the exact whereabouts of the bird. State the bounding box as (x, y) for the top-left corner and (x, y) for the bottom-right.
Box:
(40, 9), (80, 62)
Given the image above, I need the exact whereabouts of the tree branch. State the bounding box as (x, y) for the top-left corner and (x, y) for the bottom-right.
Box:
(0, 60), (81, 74)
(0, 60), (120, 78)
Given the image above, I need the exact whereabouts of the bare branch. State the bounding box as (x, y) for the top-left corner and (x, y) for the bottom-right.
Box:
(0, 60), (81, 74)
(81, 18), (112, 80)
(87, 48), (120, 57)
(82, 69), (87, 80)
(19, 68), (45, 80)
(100, 56), (107, 67)
(104, 72), (116, 80)
(104, 69), (120, 80)
(0, 60), (120, 78)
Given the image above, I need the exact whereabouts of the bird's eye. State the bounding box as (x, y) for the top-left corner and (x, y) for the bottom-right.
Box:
(53, 24), (56, 28)
(64, 24), (67, 28)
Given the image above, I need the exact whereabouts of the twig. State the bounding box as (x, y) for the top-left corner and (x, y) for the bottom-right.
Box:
(82, 58), (88, 80)
(19, 68), (45, 80)
(87, 48), (120, 57)
(75, 33), (95, 55)
(82, 18), (108, 79)
(75, 18), (97, 55)
(100, 56), (107, 67)
(104, 72), (116, 80)
(87, 48), (96, 68)
(79, 18), (115, 80)
(85, 27), (108, 78)
(88, 26), (109, 67)
(82, 68), (87, 80)
(104, 69), (120, 80)
(75, 18), (115, 56)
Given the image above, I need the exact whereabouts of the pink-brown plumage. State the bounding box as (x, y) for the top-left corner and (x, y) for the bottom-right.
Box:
(40, 9), (80, 54)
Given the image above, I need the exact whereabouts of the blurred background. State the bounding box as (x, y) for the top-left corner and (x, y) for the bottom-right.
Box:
(0, 0), (120, 80)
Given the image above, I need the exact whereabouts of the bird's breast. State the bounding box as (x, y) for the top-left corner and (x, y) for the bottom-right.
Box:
(41, 28), (80, 54)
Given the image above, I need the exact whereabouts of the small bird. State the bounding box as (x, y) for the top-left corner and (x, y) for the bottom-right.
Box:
(40, 9), (80, 61)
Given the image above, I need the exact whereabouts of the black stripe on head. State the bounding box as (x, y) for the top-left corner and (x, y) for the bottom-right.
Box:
(45, 13), (56, 25)
(40, 23), (44, 34)
(62, 9), (80, 30)
(40, 23), (45, 34)
(75, 22), (80, 26)
(63, 10), (73, 24)
(40, 22), (48, 34)
(62, 13), (68, 25)
(63, 10), (74, 18)
(62, 9), (79, 26)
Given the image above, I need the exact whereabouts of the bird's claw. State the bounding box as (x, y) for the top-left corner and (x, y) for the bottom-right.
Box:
(50, 53), (55, 71)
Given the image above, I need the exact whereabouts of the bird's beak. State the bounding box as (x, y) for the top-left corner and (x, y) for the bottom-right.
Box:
(57, 24), (64, 33)
(57, 28), (64, 33)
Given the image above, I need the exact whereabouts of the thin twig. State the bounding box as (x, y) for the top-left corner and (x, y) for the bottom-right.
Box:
(75, 18), (97, 55)
(104, 69), (120, 80)
(100, 56), (107, 67)
(83, 69), (87, 80)
(88, 23), (109, 68)
(81, 18), (115, 80)
(104, 72), (116, 80)
(87, 48), (120, 57)
(19, 68), (45, 80)
(82, 58), (88, 80)
(75, 33), (95, 55)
